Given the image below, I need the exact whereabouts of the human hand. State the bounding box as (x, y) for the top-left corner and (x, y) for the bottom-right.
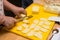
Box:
(11, 7), (27, 18)
(3, 16), (17, 29)
(0, 15), (5, 25)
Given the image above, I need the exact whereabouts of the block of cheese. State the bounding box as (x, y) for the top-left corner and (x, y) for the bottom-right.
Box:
(32, 6), (40, 13)
(48, 16), (60, 22)
(44, 5), (60, 14)
(17, 26), (22, 31)
(23, 20), (29, 23)
(21, 14), (26, 18)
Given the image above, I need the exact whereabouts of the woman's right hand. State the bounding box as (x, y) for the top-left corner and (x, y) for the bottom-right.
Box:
(3, 16), (17, 29)
(0, 15), (17, 29)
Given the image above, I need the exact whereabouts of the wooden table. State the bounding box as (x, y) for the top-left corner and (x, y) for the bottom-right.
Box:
(0, 29), (29, 40)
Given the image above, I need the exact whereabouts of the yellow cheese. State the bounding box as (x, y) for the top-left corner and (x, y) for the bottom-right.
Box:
(32, 6), (40, 13)
(21, 14), (26, 17)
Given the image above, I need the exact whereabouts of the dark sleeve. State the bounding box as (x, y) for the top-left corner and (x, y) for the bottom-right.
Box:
(4, 0), (22, 17)
(7, 0), (22, 7)
(22, 0), (33, 8)
(4, 10), (15, 17)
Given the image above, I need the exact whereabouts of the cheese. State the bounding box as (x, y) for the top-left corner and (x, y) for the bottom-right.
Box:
(42, 25), (49, 29)
(48, 16), (60, 22)
(22, 24), (28, 28)
(30, 24), (36, 29)
(39, 21), (44, 26)
(34, 32), (42, 39)
(39, 27), (48, 32)
(21, 14), (26, 17)
(17, 26), (22, 31)
(32, 6), (40, 13)
(27, 31), (34, 36)
(23, 20), (29, 23)
(34, 26), (40, 31)
(33, 19), (39, 24)
(22, 28), (29, 33)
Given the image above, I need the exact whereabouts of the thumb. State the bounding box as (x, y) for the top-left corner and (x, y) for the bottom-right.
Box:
(16, 13), (21, 18)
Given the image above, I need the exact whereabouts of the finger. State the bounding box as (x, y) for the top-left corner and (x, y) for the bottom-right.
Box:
(16, 13), (21, 18)
(6, 21), (14, 29)
(0, 16), (4, 24)
(22, 10), (27, 16)
(7, 17), (17, 27)
(9, 18), (17, 26)
(21, 8), (27, 15)
(3, 21), (10, 28)
(12, 18), (17, 24)
(4, 19), (14, 29)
